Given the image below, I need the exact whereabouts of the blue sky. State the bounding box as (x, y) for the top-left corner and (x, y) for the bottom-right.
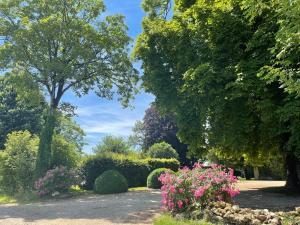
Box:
(63, 0), (154, 153)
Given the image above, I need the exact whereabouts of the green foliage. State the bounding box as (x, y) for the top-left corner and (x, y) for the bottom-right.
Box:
(129, 105), (188, 164)
(154, 214), (213, 225)
(93, 135), (130, 155)
(135, 0), (300, 187)
(94, 170), (128, 194)
(0, 131), (38, 194)
(81, 153), (180, 190)
(148, 142), (179, 159)
(55, 116), (86, 153)
(36, 113), (57, 178)
(0, 0), (138, 176)
(51, 134), (82, 169)
(147, 168), (172, 189)
(0, 75), (44, 149)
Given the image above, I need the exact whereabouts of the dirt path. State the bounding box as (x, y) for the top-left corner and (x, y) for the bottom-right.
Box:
(0, 181), (299, 225)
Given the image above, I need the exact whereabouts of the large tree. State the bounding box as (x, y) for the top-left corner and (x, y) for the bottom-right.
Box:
(130, 105), (188, 164)
(0, 0), (138, 176)
(134, 0), (300, 188)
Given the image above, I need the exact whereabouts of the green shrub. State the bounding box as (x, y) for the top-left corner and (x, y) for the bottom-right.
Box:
(148, 142), (179, 159)
(81, 153), (180, 190)
(147, 158), (180, 172)
(82, 153), (149, 189)
(51, 134), (81, 169)
(94, 170), (128, 194)
(147, 168), (173, 189)
(0, 131), (38, 194)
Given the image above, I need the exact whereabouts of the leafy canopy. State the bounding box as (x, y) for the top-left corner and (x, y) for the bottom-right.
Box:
(134, 0), (300, 164)
(0, 0), (138, 108)
(0, 75), (44, 149)
(93, 135), (130, 155)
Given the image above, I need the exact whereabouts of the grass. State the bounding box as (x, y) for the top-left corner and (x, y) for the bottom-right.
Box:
(0, 193), (16, 204)
(128, 186), (149, 191)
(69, 185), (93, 196)
(153, 214), (214, 225)
(0, 186), (92, 205)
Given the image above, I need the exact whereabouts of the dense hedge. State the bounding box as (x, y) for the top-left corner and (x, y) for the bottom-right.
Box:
(81, 154), (180, 189)
(94, 170), (128, 194)
(147, 168), (173, 189)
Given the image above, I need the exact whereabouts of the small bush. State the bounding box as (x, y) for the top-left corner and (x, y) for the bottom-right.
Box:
(148, 142), (179, 159)
(147, 168), (173, 189)
(0, 131), (38, 194)
(159, 163), (240, 215)
(81, 153), (180, 190)
(94, 170), (128, 194)
(34, 166), (80, 197)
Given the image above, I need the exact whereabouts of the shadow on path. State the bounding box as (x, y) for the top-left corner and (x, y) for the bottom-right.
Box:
(235, 181), (300, 211)
(0, 190), (161, 225)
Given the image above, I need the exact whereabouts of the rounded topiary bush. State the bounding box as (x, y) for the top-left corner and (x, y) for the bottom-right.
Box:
(147, 142), (179, 159)
(94, 170), (128, 194)
(147, 168), (173, 189)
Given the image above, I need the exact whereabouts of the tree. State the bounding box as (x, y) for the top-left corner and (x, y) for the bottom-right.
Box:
(0, 75), (44, 149)
(128, 120), (145, 150)
(134, 0), (300, 188)
(129, 105), (188, 164)
(93, 135), (130, 155)
(55, 116), (86, 153)
(147, 142), (179, 159)
(0, 0), (138, 177)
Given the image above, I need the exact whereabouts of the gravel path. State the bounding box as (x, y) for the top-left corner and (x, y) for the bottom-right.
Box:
(0, 190), (161, 225)
(1, 181), (299, 225)
(235, 181), (300, 211)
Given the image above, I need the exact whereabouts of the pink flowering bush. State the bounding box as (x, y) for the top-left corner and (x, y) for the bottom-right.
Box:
(159, 163), (239, 215)
(34, 166), (80, 197)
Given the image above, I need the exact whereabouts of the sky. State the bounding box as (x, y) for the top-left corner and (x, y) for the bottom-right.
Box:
(63, 0), (154, 154)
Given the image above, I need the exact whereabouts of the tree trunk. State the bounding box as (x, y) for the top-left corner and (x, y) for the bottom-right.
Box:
(253, 167), (260, 180)
(285, 153), (300, 191)
(35, 107), (57, 178)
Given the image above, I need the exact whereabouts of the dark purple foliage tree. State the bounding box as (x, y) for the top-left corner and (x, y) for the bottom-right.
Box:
(143, 105), (188, 164)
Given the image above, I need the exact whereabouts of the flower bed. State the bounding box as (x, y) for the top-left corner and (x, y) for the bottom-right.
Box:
(159, 163), (240, 216)
(34, 166), (80, 197)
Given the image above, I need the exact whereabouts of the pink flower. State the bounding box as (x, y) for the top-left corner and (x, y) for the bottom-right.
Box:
(169, 185), (176, 193)
(177, 200), (183, 209)
(194, 187), (206, 199)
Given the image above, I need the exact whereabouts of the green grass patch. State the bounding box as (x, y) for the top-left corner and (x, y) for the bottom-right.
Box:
(0, 193), (16, 204)
(153, 214), (214, 225)
(69, 185), (93, 196)
(0, 186), (92, 205)
(128, 187), (149, 191)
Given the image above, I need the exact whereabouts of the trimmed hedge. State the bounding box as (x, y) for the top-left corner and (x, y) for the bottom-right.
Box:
(94, 170), (128, 194)
(81, 154), (180, 190)
(147, 168), (173, 189)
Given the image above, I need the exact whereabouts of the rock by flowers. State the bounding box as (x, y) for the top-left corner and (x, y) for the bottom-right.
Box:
(34, 166), (80, 197)
(159, 163), (239, 215)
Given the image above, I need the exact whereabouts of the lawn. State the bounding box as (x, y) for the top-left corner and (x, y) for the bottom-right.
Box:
(153, 214), (214, 225)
